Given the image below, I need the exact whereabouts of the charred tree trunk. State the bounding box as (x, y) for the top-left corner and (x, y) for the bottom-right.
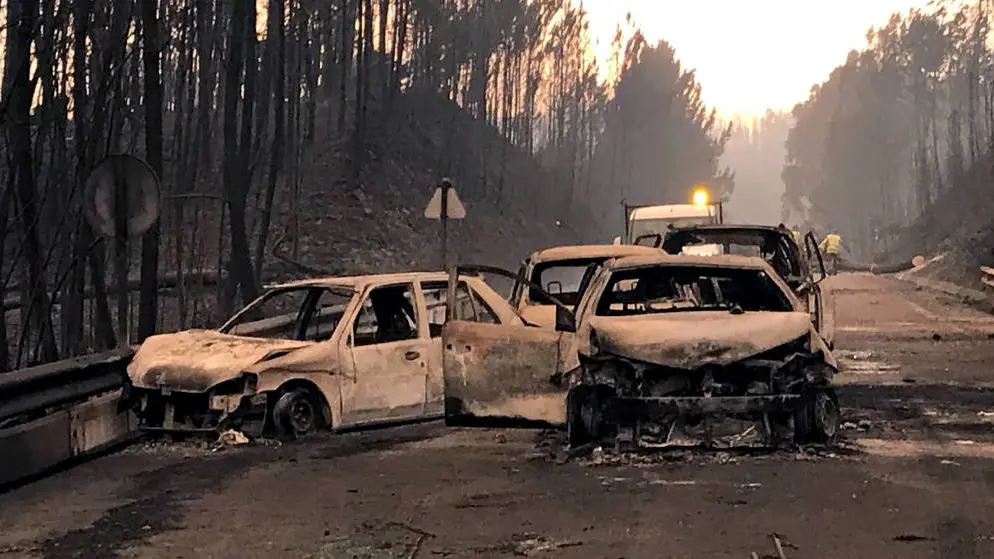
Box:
(4, 0), (59, 365)
(138, 0), (163, 342)
(254, 0), (286, 282)
(222, 0), (259, 311)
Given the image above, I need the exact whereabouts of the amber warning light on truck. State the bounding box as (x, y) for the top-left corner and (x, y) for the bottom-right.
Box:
(691, 186), (710, 208)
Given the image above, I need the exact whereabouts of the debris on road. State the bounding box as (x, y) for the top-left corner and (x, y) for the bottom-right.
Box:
(509, 534), (583, 556)
(217, 429), (249, 446)
(893, 534), (935, 542)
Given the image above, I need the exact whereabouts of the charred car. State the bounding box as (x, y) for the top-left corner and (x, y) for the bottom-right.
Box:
(123, 272), (521, 436)
(443, 254), (840, 450)
(508, 244), (663, 328)
(661, 224), (835, 348)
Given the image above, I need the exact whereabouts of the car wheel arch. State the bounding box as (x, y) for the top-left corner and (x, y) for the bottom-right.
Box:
(271, 379), (334, 429)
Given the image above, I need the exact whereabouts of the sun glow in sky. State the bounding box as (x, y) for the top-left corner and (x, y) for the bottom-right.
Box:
(583, 0), (932, 118)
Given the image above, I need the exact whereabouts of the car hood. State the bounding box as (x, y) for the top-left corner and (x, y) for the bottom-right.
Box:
(127, 329), (313, 392)
(587, 311), (812, 369)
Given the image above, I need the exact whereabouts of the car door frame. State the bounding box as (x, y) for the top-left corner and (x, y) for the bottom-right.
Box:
(337, 280), (432, 426)
(802, 231), (834, 346)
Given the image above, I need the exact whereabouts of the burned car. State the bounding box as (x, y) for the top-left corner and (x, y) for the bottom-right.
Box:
(661, 224), (835, 349)
(123, 272), (521, 436)
(443, 254), (840, 450)
(508, 244), (663, 328)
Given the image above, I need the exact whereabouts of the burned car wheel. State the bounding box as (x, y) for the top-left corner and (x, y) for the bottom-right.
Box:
(273, 388), (326, 436)
(566, 387), (605, 447)
(794, 387), (840, 444)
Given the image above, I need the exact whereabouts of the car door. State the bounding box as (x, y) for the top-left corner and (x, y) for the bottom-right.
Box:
(802, 232), (835, 347)
(420, 278), (507, 416)
(441, 266), (570, 426)
(339, 282), (432, 425)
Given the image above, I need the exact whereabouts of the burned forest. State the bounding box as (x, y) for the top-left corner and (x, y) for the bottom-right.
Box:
(0, 0), (732, 371)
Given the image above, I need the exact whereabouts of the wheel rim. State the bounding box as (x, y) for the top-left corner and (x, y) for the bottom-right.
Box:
(290, 399), (315, 433)
(814, 392), (839, 439)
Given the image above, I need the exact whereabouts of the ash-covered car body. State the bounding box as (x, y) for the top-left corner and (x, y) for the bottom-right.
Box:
(508, 244), (664, 328)
(443, 254), (841, 449)
(661, 224), (836, 348)
(123, 271), (521, 436)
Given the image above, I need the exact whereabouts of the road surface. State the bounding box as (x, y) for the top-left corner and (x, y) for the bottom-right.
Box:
(3, 273), (994, 559)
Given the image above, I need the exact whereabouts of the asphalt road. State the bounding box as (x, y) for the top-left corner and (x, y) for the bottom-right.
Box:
(3, 273), (994, 559)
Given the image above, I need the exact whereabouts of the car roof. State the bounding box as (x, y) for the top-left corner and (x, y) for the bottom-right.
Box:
(604, 253), (773, 271)
(629, 204), (714, 219)
(529, 244), (661, 263)
(662, 224), (797, 251)
(266, 271), (452, 291)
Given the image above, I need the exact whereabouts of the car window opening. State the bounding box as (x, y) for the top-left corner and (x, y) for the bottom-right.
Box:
(354, 284), (419, 346)
(528, 259), (609, 307)
(223, 287), (352, 341)
(595, 266), (793, 316)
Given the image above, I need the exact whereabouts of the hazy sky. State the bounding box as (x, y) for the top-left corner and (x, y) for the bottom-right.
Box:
(583, 0), (932, 118)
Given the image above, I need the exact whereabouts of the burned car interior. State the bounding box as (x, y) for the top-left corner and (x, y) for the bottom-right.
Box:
(353, 285), (418, 345)
(661, 226), (810, 289)
(595, 266), (793, 315)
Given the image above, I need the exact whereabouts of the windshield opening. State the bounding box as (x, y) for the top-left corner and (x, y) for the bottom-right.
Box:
(595, 265), (792, 316)
(221, 286), (353, 341)
(628, 216), (717, 240)
(528, 258), (608, 307)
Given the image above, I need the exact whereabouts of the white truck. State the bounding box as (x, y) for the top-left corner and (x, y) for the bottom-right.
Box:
(613, 188), (724, 255)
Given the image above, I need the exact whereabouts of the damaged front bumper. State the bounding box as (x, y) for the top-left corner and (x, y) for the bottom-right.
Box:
(121, 374), (269, 433)
(611, 394), (801, 420)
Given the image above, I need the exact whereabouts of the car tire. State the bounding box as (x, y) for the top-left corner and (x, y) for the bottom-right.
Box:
(566, 388), (602, 447)
(794, 387), (840, 444)
(273, 387), (325, 437)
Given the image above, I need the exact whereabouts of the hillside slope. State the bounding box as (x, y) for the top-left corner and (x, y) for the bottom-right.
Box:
(262, 88), (595, 279)
(885, 159), (994, 291)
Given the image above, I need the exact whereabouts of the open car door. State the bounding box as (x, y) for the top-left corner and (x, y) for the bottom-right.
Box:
(442, 266), (571, 426)
(803, 232), (835, 348)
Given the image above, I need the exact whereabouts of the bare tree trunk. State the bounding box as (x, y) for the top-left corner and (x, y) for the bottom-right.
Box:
(4, 0), (59, 365)
(350, 0), (367, 188)
(254, 0), (286, 282)
(222, 0), (259, 310)
(137, 0), (163, 342)
(0, 187), (11, 370)
(337, 0), (353, 133)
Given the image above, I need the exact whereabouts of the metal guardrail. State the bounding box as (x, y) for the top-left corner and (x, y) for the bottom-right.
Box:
(0, 347), (134, 428)
(981, 266), (994, 289)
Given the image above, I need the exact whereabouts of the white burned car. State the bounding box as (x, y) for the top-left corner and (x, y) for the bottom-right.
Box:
(508, 244), (664, 328)
(123, 272), (521, 436)
(443, 254), (841, 449)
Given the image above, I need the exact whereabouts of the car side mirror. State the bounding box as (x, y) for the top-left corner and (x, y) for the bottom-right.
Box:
(554, 305), (576, 333)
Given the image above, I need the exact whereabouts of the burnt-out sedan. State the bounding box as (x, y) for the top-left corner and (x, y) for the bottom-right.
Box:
(443, 254), (841, 450)
(123, 271), (521, 437)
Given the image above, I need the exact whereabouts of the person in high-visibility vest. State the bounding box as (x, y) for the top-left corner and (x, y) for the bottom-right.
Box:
(819, 232), (844, 275)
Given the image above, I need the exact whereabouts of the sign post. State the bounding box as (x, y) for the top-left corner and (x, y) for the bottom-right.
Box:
(82, 154), (161, 347)
(424, 178), (466, 270)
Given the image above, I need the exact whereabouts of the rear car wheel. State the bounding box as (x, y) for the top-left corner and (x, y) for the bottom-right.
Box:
(794, 387), (840, 444)
(273, 388), (326, 437)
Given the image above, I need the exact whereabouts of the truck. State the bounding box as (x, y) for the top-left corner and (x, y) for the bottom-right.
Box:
(613, 187), (724, 253)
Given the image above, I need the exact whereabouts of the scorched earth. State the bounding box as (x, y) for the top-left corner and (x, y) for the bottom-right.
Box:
(2, 272), (994, 559)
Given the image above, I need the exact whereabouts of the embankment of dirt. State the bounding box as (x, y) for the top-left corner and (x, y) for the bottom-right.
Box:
(883, 159), (994, 292)
(260, 87), (600, 280)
